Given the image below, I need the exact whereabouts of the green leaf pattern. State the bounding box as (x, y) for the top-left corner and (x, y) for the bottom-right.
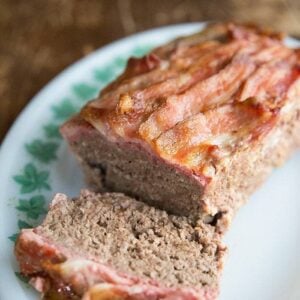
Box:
(14, 163), (50, 193)
(113, 57), (127, 69)
(15, 272), (29, 284)
(26, 140), (59, 163)
(43, 123), (61, 139)
(8, 234), (19, 242)
(18, 220), (33, 229)
(132, 44), (154, 57)
(73, 83), (98, 101)
(16, 195), (47, 219)
(52, 99), (78, 121)
(94, 68), (117, 83)
(9, 219), (33, 242)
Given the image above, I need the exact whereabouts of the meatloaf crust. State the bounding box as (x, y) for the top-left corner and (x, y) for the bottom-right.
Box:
(61, 22), (300, 230)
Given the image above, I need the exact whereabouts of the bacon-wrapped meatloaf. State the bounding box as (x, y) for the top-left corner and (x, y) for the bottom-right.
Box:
(61, 22), (300, 230)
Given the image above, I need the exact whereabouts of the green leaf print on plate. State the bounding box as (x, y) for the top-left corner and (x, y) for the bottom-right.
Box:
(26, 140), (59, 163)
(132, 44), (155, 56)
(15, 272), (29, 284)
(94, 68), (117, 83)
(8, 233), (19, 242)
(8, 220), (33, 242)
(113, 57), (127, 69)
(17, 220), (33, 229)
(73, 83), (98, 102)
(43, 123), (61, 139)
(16, 195), (47, 219)
(13, 163), (50, 194)
(52, 99), (79, 121)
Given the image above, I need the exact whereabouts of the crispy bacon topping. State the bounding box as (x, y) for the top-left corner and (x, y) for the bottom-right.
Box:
(81, 22), (300, 183)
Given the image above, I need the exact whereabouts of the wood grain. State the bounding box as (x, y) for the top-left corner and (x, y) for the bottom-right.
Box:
(0, 0), (299, 142)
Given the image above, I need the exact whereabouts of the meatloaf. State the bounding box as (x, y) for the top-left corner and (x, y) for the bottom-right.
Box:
(61, 22), (300, 229)
(15, 190), (226, 300)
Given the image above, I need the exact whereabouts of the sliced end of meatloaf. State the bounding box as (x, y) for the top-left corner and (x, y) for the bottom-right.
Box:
(61, 116), (208, 220)
(15, 191), (226, 300)
(61, 22), (300, 230)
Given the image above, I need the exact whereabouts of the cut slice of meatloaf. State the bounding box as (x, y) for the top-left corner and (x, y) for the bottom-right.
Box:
(61, 22), (300, 229)
(15, 190), (226, 300)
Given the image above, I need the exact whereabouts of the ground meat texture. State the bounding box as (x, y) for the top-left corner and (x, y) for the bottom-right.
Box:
(15, 191), (226, 300)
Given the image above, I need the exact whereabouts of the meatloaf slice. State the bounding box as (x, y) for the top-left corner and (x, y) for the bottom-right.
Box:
(61, 22), (300, 229)
(15, 191), (226, 300)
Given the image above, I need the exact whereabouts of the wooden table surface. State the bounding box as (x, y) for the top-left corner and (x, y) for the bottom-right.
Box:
(1, 0), (299, 142)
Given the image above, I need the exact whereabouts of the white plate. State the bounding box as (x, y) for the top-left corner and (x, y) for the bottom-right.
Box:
(0, 23), (299, 300)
